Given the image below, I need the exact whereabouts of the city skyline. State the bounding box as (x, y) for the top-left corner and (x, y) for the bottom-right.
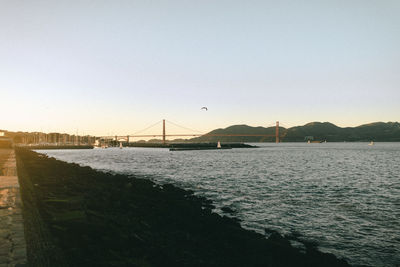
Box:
(1, 1), (399, 135)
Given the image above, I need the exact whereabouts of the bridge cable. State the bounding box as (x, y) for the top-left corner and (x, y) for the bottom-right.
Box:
(130, 120), (163, 136)
(165, 120), (204, 134)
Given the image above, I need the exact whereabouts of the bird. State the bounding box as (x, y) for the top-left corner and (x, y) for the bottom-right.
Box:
(201, 107), (208, 111)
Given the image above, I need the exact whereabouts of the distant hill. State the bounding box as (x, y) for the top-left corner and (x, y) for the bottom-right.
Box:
(190, 125), (283, 143)
(191, 122), (400, 142)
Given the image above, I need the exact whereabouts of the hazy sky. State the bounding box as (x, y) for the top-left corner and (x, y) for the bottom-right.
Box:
(1, 0), (399, 136)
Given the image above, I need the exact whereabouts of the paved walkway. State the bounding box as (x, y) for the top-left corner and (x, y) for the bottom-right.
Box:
(0, 149), (27, 267)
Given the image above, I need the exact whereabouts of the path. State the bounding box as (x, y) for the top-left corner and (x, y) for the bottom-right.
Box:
(0, 149), (27, 267)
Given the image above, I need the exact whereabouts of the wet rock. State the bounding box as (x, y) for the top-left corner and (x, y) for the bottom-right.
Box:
(221, 206), (236, 214)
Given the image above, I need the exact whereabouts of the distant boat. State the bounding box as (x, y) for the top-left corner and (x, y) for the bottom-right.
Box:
(307, 140), (311, 144)
(119, 142), (123, 149)
(217, 141), (221, 148)
(368, 141), (374, 146)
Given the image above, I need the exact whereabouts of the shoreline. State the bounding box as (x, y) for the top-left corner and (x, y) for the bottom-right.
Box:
(16, 148), (350, 266)
(20, 145), (94, 150)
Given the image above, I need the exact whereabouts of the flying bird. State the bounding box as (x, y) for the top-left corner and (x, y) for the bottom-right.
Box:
(201, 107), (208, 111)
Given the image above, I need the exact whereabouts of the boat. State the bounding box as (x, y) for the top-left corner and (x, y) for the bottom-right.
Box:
(368, 141), (374, 146)
(217, 141), (221, 148)
(119, 142), (123, 149)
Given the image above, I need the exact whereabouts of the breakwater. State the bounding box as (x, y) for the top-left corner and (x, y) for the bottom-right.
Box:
(15, 148), (348, 266)
(127, 142), (255, 149)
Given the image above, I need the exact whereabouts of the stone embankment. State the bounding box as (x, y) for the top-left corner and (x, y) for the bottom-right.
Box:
(14, 148), (350, 267)
(0, 148), (27, 267)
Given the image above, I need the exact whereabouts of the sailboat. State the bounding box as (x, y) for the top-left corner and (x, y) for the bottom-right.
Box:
(119, 142), (123, 149)
(217, 141), (221, 148)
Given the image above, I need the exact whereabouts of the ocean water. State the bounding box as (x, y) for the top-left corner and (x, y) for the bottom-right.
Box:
(39, 143), (400, 266)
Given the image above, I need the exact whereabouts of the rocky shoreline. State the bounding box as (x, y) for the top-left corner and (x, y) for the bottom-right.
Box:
(15, 148), (350, 266)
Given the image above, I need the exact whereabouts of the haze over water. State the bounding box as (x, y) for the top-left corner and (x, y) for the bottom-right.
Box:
(41, 143), (400, 266)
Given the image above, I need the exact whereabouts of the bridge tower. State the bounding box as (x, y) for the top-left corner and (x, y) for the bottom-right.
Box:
(162, 119), (166, 145)
(275, 121), (279, 143)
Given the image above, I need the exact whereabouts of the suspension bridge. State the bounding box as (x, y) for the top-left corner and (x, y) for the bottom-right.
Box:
(100, 120), (284, 145)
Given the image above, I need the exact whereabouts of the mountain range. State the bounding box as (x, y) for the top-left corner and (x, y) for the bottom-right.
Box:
(190, 122), (400, 142)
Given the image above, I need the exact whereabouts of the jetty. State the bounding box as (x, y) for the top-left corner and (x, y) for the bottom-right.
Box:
(0, 144), (27, 266)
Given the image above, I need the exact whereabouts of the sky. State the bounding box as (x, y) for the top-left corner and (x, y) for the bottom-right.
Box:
(1, 0), (399, 136)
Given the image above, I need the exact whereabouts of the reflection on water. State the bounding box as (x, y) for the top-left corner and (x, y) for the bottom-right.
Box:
(40, 143), (400, 266)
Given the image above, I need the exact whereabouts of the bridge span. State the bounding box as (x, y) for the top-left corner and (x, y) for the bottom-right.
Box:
(100, 120), (282, 145)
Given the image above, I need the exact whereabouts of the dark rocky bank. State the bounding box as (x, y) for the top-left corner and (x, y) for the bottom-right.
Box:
(15, 148), (350, 267)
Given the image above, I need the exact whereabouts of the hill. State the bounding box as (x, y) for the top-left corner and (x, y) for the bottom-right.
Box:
(190, 125), (285, 143)
(191, 122), (400, 142)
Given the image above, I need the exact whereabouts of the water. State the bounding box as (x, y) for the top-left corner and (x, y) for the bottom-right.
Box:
(39, 143), (400, 266)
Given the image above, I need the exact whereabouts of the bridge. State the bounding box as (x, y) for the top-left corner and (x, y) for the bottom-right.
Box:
(100, 120), (283, 145)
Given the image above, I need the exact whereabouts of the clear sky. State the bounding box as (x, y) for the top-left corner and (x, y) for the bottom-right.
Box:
(1, 0), (399, 136)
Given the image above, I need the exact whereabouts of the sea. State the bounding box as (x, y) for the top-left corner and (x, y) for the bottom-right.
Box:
(39, 142), (400, 267)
